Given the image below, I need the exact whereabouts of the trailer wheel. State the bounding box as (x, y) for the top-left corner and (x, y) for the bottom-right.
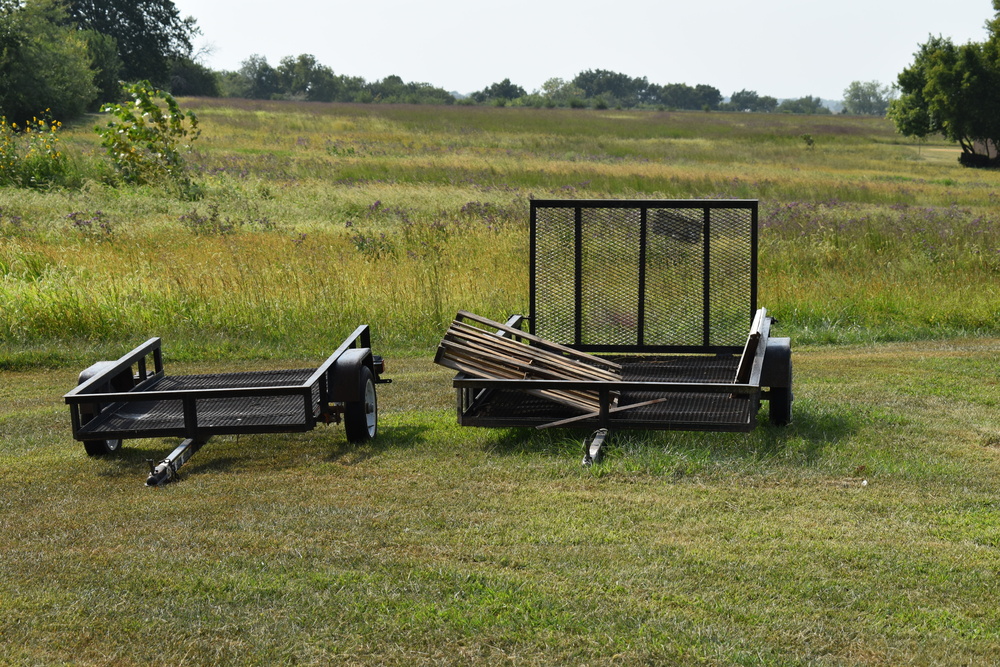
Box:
(83, 438), (123, 456)
(344, 366), (378, 443)
(769, 387), (792, 426)
(768, 360), (793, 426)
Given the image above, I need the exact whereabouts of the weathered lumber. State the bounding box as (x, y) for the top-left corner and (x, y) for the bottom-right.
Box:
(445, 321), (621, 381)
(435, 311), (623, 413)
(454, 311), (622, 371)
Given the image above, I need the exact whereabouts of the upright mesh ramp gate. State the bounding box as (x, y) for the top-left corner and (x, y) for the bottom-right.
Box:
(530, 199), (758, 353)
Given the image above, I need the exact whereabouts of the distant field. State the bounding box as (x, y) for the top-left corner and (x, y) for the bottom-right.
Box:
(1, 100), (998, 365)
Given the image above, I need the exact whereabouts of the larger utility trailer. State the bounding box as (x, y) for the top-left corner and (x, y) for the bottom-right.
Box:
(436, 199), (792, 462)
(65, 325), (389, 485)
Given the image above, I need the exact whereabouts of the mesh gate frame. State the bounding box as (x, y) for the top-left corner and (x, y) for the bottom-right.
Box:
(529, 199), (758, 355)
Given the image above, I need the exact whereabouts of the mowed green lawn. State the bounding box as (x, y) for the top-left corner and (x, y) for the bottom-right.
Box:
(2, 338), (999, 664)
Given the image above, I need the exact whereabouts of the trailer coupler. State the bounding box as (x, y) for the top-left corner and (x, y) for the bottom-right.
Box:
(146, 438), (205, 487)
(582, 428), (609, 466)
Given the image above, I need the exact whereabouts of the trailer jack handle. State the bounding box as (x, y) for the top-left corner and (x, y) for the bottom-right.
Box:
(582, 428), (609, 466)
(146, 438), (205, 487)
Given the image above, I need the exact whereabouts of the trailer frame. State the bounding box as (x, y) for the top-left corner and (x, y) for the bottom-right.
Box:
(64, 325), (389, 485)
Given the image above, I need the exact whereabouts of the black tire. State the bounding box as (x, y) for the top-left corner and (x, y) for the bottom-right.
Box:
(83, 438), (123, 456)
(769, 387), (792, 426)
(344, 366), (377, 443)
(768, 355), (793, 426)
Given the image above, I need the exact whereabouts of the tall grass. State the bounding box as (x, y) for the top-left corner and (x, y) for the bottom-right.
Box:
(1, 99), (999, 365)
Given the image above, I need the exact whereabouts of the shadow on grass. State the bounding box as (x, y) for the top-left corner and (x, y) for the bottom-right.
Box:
(323, 423), (433, 466)
(94, 422), (438, 482)
(476, 400), (859, 469)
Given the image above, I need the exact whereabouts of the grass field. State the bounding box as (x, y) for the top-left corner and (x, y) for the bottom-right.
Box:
(1, 100), (998, 364)
(2, 341), (999, 664)
(1, 100), (999, 664)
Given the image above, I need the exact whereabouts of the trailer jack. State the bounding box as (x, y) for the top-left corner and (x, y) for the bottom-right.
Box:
(582, 428), (609, 466)
(146, 438), (205, 487)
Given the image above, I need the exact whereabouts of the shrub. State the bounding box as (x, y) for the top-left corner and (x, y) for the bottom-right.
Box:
(95, 81), (200, 189)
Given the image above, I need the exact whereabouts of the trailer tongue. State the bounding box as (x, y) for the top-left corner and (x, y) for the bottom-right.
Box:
(65, 325), (389, 486)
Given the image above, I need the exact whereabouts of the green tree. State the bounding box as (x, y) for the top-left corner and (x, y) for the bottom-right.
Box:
(776, 96), (831, 114)
(69, 0), (198, 87)
(238, 54), (280, 100)
(648, 82), (722, 110)
(169, 57), (219, 97)
(473, 78), (526, 104)
(0, 0), (96, 123)
(889, 8), (1000, 167)
(277, 54), (331, 100)
(81, 29), (122, 107)
(842, 80), (893, 115)
(539, 77), (584, 107)
(728, 89), (778, 112)
(572, 69), (648, 108)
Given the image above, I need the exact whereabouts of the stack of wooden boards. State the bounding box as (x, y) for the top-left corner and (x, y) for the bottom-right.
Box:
(435, 311), (622, 413)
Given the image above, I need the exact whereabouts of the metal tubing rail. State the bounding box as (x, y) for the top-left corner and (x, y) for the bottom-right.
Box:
(307, 324), (371, 386)
(453, 378), (761, 395)
(65, 337), (164, 398)
(66, 326), (372, 408)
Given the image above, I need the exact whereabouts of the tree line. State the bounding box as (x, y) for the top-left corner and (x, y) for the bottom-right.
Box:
(214, 59), (844, 116)
(0, 0), (866, 125)
(9, 0), (996, 176)
(0, 0), (207, 123)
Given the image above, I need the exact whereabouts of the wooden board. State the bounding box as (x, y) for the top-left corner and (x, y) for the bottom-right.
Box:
(435, 311), (622, 413)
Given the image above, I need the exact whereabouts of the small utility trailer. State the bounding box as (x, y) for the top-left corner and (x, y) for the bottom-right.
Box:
(65, 325), (389, 486)
(436, 199), (792, 463)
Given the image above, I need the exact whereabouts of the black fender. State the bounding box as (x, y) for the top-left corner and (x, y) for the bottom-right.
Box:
(329, 348), (373, 403)
(77, 360), (129, 422)
(759, 337), (792, 389)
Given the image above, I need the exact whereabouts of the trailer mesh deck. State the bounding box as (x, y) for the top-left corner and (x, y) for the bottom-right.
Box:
(461, 356), (756, 431)
(78, 369), (319, 437)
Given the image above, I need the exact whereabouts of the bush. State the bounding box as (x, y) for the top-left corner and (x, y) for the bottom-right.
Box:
(95, 81), (200, 189)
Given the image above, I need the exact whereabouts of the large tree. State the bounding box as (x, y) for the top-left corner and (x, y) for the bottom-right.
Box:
(728, 89), (778, 113)
(472, 78), (526, 104)
(69, 0), (198, 86)
(572, 69), (648, 108)
(276, 54), (339, 102)
(889, 2), (1000, 166)
(776, 96), (831, 114)
(842, 80), (893, 116)
(0, 0), (96, 122)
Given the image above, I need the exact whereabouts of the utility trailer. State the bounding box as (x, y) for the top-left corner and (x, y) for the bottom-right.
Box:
(64, 325), (389, 486)
(436, 199), (792, 463)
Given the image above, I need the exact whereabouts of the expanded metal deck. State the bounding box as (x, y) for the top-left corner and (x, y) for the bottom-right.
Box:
(76, 369), (319, 439)
(459, 356), (756, 431)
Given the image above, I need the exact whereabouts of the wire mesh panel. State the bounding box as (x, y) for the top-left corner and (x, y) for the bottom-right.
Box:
(530, 200), (757, 353)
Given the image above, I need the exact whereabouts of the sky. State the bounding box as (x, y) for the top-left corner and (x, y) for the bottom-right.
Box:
(170, 0), (995, 100)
